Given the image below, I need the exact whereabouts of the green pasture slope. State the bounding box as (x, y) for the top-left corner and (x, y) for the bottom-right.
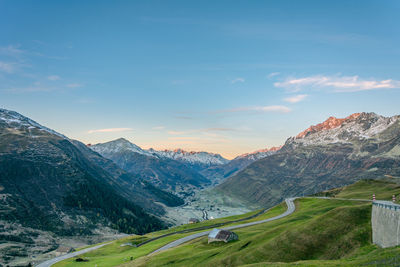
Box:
(53, 203), (286, 267)
(316, 178), (400, 203)
(56, 178), (400, 267)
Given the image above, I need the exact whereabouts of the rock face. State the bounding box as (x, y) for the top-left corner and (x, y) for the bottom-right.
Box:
(0, 109), (170, 265)
(91, 139), (211, 193)
(296, 113), (361, 138)
(218, 112), (400, 207)
(291, 112), (397, 145)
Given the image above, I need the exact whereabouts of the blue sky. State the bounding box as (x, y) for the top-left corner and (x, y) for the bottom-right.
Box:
(1, 0), (400, 158)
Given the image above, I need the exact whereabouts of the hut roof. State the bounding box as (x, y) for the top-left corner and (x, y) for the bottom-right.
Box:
(215, 230), (232, 240)
(209, 228), (221, 238)
(208, 229), (233, 240)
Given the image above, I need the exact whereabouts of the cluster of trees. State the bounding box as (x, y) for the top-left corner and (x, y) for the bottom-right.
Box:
(64, 175), (166, 234)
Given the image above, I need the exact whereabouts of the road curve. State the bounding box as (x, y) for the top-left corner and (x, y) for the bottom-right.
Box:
(36, 242), (112, 267)
(149, 197), (297, 255)
(35, 197), (369, 265)
(34, 199), (294, 266)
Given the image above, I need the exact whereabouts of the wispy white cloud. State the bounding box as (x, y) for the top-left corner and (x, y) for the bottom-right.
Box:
(3, 85), (54, 93)
(218, 105), (291, 113)
(88, 128), (133, 134)
(167, 127), (238, 135)
(168, 136), (199, 141)
(152, 126), (165, 130)
(168, 130), (187, 135)
(267, 72), (280, 78)
(47, 75), (60, 81)
(202, 127), (235, 132)
(284, 94), (308, 103)
(231, 77), (245, 84)
(0, 61), (17, 73)
(66, 83), (83, 88)
(275, 75), (400, 92)
(0, 45), (25, 57)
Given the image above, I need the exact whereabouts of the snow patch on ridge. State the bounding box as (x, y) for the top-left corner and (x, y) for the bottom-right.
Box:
(0, 108), (67, 139)
(91, 138), (155, 157)
(148, 148), (229, 166)
(90, 139), (229, 166)
(289, 112), (398, 146)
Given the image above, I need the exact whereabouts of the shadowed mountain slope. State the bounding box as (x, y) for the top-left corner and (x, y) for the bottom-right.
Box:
(91, 139), (211, 193)
(0, 109), (167, 237)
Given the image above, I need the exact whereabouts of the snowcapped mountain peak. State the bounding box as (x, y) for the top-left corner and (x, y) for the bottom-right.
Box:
(149, 148), (229, 166)
(296, 113), (361, 138)
(91, 138), (153, 157)
(289, 112), (398, 146)
(0, 108), (67, 139)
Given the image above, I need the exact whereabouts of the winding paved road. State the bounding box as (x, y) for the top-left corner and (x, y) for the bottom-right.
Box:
(36, 242), (112, 267)
(149, 197), (297, 255)
(35, 198), (296, 266)
(36, 196), (366, 265)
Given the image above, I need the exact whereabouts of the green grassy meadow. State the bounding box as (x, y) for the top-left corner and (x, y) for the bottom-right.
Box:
(315, 178), (400, 203)
(55, 179), (400, 267)
(126, 198), (373, 267)
(53, 203), (286, 267)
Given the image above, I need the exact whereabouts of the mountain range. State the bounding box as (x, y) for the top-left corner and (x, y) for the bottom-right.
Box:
(90, 138), (280, 191)
(90, 139), (212, 195)
(218, 112), (400, 207)
(2, 108), (400, 265)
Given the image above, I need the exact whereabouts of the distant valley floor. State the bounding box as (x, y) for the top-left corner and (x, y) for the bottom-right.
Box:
(162, 187), (255, 225)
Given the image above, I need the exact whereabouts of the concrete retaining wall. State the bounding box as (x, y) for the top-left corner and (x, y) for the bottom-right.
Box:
(371, 201), (400, 248)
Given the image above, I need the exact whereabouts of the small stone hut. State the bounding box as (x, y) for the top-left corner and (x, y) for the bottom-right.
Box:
(208, 228), (238, 243)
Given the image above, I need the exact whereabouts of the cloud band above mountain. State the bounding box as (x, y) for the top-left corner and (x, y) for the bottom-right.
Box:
(88, 128), (133, 134)
(218, 105), (291, 113)
(275, 75), (400, 92)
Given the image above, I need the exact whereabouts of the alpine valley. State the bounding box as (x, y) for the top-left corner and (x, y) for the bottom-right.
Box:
(1, 109), (400, 266)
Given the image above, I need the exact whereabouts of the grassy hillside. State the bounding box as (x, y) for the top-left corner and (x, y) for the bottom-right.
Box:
(53, 204), (286, 267)
(128, 198), (372, 267)
(314, 178), (400, 203)
(54, 179), (400, 267)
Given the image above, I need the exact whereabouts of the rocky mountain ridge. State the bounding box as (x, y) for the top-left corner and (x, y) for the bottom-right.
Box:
(91, 138), (280, 187)
(218, 112), (400, 207)
(289, 112), (398, 146)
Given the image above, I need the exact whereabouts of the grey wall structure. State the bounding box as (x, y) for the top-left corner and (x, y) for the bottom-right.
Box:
(371, 201), (400, 248)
